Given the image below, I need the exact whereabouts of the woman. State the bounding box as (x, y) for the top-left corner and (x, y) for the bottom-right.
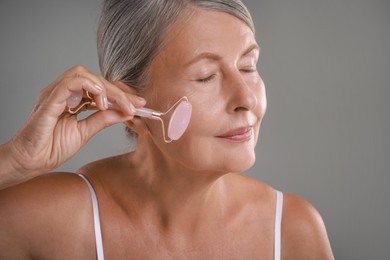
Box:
(0, 0), (334, 259)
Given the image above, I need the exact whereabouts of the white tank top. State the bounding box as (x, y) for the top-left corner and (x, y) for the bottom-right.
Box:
(78, 174), (283, 260)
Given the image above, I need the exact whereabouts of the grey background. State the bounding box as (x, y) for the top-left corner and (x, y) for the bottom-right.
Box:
(0, 0), (389, 259)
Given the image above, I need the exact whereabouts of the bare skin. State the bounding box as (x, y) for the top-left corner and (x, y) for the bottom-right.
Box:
(0, 65), (146, 190)
(0, 9), (334, 259)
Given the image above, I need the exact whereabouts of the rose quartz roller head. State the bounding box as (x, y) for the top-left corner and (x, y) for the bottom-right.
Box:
(134, 96), (192, 142)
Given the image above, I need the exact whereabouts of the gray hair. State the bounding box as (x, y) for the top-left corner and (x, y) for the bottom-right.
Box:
(97, 0), (254, 87)
(97, 0), (254, 139)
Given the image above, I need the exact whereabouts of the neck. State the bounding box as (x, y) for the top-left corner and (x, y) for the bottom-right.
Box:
(120, 136), (228, 231)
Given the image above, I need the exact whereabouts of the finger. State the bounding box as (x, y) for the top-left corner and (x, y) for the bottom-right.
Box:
(103, 80), (146, 114)
(65, 67), (147, 116)
(52, 65), (146, 117)
(70, 70), (108, 110)
(40, 76), (105, 117)
(63, 68), (132, 114)
(76, 110), (134, 143)
(108, 80), (146, 107)
(32, 75), (105, 120)
(55, 65), (107, 111)
(38, 65), (103, 101)
(40, 65), (96, 98)
(64, 65), (105, 89)
(105, 90), (146, 116)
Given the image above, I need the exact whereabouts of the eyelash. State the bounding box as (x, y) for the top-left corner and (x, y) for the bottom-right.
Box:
(241, 67), (257, 73)
(196, 68), (257, 84)
(197, 74), (217, 83)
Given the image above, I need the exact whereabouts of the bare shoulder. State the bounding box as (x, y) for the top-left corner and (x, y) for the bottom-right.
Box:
(282, 193), (335, 259)
(0, 172), (95, 258)
(0, 171), (90, 211)
(223, 175), (334, 259)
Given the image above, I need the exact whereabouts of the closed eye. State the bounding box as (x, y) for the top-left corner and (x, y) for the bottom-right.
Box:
(196, 74), (217, 83)
(241, 68), (257, 73)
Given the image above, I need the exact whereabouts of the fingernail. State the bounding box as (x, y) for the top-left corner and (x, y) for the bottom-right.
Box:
(103, 97), (108, 109)
(136, 96), (146, 103)
(130, 104), (136, 114)
(94, 84), (103, 92)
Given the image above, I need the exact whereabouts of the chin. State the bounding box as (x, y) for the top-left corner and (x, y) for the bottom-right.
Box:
(204, 150), (257, 174)
(220, 144), (257, 173)
(178, 149), (255, 174)
(225, 155), (256, 173)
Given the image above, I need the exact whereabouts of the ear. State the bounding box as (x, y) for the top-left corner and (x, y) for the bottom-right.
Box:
(123, 117), (150, 137)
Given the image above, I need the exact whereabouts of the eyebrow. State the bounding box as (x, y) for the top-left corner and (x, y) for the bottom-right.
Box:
(184, 43), (260, 67)
(243, 43), (260, 57)
(184, 52), (221, 67)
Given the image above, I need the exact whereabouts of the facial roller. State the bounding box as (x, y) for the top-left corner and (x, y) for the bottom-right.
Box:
(67, 92), (192, 143)
(133, 97), (192, 142)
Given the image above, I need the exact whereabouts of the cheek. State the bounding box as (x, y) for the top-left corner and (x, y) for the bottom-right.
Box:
(142, 78), (264, 172)
(145, 119), (167, 141)
(253, 75), (267, 119)
(141, 89), (192, 143)
(147, 107), (218, 170)
(162, 112), (257, 172)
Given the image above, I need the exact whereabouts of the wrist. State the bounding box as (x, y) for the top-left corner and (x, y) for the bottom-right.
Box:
(0, 141), (35, 189)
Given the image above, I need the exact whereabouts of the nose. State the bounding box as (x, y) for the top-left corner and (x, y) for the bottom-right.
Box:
(225, 70), (259, 113)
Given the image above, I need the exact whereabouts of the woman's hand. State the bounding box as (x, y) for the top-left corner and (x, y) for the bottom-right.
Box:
(0, 65), (145, 189)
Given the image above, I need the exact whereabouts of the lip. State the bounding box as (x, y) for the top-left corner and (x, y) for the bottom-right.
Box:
(217, 126), (253, 142)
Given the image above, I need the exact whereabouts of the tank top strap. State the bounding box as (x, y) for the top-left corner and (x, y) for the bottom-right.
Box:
(274, 190), (283, 260)
(76, 174), (282, 260)
(77, 174), (105, 260)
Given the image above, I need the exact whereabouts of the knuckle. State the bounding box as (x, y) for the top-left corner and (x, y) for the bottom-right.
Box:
(59, 77), (71, 89)
(67, 65), (88, 78)
(72, 64), (86, 72)
(63, 65), (84, 75)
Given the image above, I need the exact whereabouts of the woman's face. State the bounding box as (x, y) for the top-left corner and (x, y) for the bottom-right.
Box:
(141, 8), (266, 173)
